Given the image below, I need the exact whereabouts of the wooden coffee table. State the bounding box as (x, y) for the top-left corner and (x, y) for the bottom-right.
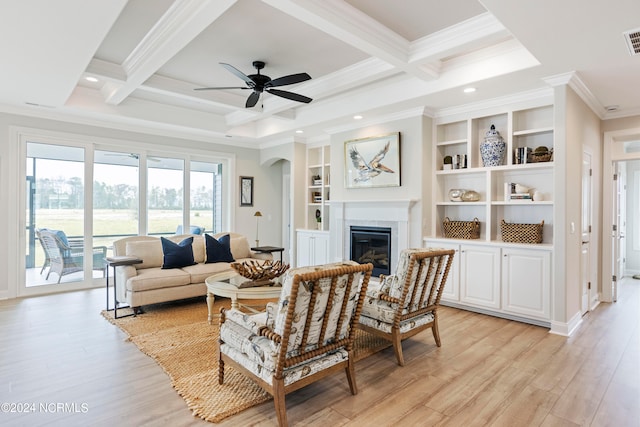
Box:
(205, 272), (282, 324)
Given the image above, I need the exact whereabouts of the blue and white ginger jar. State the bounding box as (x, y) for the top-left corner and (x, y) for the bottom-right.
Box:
(480, 124), (506, 167)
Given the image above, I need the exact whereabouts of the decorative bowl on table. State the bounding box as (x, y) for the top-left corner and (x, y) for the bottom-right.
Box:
(231, 259), (290, 288)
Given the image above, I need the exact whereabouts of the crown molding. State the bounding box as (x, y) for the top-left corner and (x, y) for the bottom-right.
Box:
(0, 101), (260, 149)
(544, 71), (604, 119)
(323, 107), (426, 135)
(433, 87), (553, 121)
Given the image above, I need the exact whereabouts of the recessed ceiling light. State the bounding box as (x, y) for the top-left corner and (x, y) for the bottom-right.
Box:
(295, 130), (304, 134)
(463, 87), (476, 93)
(85, 76), (99, 83)
(353, 115), (363, 120)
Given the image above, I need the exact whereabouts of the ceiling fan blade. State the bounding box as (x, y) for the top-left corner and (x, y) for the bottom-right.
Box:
(245, 91), (260, 108)
(266, 73), (311, 88)
(220, 62), (255, 86)
(194, 86), (250, 91)
(267, 88), (312, 104)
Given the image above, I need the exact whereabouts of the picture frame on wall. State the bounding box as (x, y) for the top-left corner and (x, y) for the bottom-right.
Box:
(240, 176), (253, 206)
(344, 132), (401, 189)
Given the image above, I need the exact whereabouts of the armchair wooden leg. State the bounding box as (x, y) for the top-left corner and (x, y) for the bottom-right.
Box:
(345, 357), (358, 395)
(391, 327), (405, 366)
(218, 341), (225, 385)
(273, 377), (288, 427)
(432, 314), (441, 347)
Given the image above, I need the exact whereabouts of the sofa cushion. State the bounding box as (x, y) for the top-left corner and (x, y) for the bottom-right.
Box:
(214, 232), (250, 259)
(168, 234), (205, 263)
(161, 237), (197, 269)
(125, 240), (163, 269)
(181, 261), (233, 284)
(205, 234), (235, 263)
(126, 267), (191, 292)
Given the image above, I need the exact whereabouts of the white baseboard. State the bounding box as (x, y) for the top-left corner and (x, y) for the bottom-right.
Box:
(550, 311), (582, 336)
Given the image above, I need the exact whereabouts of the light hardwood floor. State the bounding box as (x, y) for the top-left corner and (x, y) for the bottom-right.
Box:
(1, 278), (639, 427)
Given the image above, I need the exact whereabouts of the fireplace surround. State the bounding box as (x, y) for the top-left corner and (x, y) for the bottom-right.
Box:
(330, 200), (417, 276)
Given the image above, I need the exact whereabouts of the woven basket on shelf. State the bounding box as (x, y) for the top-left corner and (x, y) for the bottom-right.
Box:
(442, 217), (480, 240)
(500, 219), (544, 243)
(530, 150), (553, 163)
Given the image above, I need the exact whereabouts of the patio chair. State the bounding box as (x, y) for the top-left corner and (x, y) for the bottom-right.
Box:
(218, 261), (373, 427)
(37, 229), (107, 283)
(36, 228), (84, 275)
(358, 248), (455, 366)
(175, 225), (205, 235)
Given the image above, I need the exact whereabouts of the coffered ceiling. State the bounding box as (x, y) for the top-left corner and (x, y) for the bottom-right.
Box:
(1, 0), (639, 147)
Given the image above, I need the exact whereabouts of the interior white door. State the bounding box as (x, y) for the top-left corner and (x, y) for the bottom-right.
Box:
(282, 172), (291, 264)
(618, 164), (627, 279)
(612, 162), (624, 302)
(581, 151), (592, 314)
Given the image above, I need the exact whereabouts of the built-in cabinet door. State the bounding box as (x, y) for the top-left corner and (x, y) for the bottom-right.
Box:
(296, 231), (329, 267)
(501, 248), (551, 319)
(426, 241), (460, 302)
(314, 233), (329, 265)
(460, 245), (501, 309)
(297, 232), (312, 267)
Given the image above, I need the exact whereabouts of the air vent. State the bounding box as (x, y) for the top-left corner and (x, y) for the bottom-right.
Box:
(623, 28), (640, 55)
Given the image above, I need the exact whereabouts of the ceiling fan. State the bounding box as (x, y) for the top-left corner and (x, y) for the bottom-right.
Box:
(194, 61), (312, 108)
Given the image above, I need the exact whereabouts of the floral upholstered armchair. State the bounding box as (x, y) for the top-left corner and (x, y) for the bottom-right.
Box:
(218, 261), (373, 427)
(358, 248), (454, 366)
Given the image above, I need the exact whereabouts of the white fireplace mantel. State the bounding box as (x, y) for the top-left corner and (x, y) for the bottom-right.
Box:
(329, 199), (417, 273)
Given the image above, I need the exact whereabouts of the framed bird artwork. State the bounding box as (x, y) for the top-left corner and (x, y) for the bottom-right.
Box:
(344, 132), (401, 188)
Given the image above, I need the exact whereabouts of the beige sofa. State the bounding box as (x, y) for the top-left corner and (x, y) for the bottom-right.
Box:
(112, 232), (271, 311)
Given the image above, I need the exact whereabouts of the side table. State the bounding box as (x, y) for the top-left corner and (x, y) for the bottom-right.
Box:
(250, 246), (285, 262)
(105, 256), (142, 319)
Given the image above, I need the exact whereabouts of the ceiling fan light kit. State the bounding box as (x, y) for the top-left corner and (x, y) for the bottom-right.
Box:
(195, 61), (312, 108)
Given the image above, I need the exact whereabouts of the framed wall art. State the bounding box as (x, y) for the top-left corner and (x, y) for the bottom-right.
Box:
(240, 176), (253, 206)
(344, 132), (401, 189)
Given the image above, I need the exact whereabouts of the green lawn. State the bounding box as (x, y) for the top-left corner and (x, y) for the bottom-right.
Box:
(31, 209), (213, 265)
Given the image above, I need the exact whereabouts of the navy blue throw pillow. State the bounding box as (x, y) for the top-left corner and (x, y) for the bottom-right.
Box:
(161, 237), (196, 269)
(205, 234), (235, 263)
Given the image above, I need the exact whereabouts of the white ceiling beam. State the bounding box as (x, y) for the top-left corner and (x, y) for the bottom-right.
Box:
(263, 1), (511, 86)
(104, 0), (237, 105)
(247, 40), (539, 139)
(262, 0), (410, 67)
(409, 13), (510, 64)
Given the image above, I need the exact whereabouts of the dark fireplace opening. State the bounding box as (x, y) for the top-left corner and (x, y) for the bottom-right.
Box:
(350, 226), (392, 277)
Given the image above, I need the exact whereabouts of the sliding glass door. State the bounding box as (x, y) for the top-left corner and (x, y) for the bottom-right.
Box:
(26, 142), (88, 287)
(93, 151), (140, 247)
(22, 139), (229, 294)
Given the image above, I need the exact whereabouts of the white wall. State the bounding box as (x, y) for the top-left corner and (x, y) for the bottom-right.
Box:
(551, 85), (601, 331)
(329, 113), (431, 249)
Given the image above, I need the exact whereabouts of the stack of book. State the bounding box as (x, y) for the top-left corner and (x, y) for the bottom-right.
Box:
(513, 147), (532, 164)
(504, 182), (532, 201)
(510, 193), (532, 201)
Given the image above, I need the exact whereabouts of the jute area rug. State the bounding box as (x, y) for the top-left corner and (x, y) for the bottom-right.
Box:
(102, 298), (391, 423)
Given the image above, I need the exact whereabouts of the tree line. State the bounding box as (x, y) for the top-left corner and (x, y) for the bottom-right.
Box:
(35, 177), (214, 210)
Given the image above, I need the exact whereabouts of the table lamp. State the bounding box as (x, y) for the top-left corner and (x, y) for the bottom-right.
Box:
(254, 211), (262, 246)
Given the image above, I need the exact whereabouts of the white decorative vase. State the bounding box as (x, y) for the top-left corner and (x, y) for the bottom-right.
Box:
(480, 124), (506, 167)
